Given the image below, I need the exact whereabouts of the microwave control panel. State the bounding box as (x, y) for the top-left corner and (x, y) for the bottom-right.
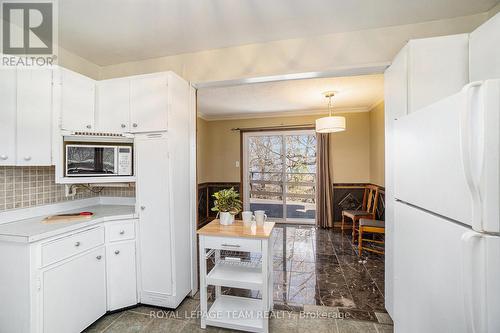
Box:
(118, 147), (133, 176)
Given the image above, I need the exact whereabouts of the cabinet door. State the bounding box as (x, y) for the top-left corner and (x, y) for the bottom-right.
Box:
(0, 68), (16, 165)
(60, 68), (95, 131)
(136, 135), (173, 299)
(96, 78), (130, 133)
(130, 74), (168, 133)
(106, 241), (137, 310)
(43, 247), (106, 333)
(16, 68), (52, 166)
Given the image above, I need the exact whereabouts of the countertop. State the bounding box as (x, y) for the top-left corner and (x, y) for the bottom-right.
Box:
(197, 219), (275, 239)
(0, 205), (136, 243)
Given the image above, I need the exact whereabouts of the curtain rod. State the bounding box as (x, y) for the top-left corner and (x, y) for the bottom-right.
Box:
(231, 124), (314, 131)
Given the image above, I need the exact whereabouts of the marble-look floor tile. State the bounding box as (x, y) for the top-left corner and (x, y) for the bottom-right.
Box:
(337, 308), (377, 322)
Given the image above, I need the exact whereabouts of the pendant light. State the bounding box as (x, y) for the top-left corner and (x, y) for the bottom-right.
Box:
(315, 91), (346, 133)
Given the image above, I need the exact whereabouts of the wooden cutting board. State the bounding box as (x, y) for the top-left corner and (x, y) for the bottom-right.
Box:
(42, 214), (93, 224)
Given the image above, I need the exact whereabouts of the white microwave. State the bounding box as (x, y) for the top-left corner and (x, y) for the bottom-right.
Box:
(65, 143), (133, 177)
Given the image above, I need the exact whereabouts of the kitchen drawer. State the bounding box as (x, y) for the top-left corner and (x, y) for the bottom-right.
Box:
(105, 220), (136, 242)
(41, 227), (104, 267)
(203, 236), (261, 253)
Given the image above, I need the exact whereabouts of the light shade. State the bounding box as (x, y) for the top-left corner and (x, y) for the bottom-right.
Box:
(315, 116), (346, 133)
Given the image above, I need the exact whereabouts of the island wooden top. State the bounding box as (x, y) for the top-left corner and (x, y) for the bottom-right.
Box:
(197, 219), (275, 239)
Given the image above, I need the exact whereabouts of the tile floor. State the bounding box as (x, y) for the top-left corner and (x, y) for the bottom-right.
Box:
(84, 224), (393, 333)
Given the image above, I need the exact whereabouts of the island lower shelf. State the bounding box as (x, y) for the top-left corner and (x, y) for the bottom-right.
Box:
(206, 295), (265, 332)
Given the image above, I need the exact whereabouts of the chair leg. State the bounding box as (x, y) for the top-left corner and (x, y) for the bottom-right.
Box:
(341, 214), (345, 232)
(352, 218), (357, 243)
(358, 226), (363, 256)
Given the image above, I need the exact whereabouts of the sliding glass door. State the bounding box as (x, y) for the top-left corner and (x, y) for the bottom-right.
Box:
(242, 130), (317, 224)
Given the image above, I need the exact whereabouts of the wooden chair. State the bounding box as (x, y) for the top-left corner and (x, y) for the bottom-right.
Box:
(341, 184), (379, 243)
(356, 218), (385, 256)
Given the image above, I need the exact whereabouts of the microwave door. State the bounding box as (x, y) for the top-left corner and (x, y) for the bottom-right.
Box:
(66, 145), (118, 176)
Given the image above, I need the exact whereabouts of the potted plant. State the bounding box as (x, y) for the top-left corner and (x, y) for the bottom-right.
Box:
(211, 187), (242, 225)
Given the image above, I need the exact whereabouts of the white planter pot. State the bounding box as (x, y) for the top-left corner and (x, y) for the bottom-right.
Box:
(219, 212), (234, 225)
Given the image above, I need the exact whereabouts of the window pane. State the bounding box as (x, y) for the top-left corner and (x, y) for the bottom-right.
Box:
(248, 136), (284, 219)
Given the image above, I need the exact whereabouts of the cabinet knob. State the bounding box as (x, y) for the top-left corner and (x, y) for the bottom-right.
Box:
(96, 255), (102, 260)
(140, 206), (145, 210)
(86, 124), (92, 129)
(114, 250), (120, 255)
(121, 124), (126, 128)
(0, 155), (7, 160)
(24, 156), (31, 161)
(74, 241), (80, 247)
(119, 230), (125, 235)
(132, 123), (138, 128)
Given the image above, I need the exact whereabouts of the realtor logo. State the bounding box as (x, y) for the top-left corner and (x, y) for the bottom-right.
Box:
(1, 0), (57, 66)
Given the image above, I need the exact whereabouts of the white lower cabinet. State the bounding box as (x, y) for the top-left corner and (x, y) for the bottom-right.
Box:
(106, 240), (137, 311)
(42, 246), (107, 333)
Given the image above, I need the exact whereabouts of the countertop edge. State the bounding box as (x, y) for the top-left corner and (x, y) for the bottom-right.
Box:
(0, 211), (138, 244)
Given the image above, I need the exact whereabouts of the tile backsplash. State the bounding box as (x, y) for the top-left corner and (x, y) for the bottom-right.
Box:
(0, 166), (135, 212)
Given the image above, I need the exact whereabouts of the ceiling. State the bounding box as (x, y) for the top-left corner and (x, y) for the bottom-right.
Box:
(59, 0), (498, 66)
(197, 74), (384, 119)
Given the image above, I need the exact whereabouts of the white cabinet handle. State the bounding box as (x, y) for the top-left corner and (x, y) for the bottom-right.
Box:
(74, 241), (81, 247)
(121, 124), (126, 128)
(114, 250), (120, 255)
(0, 155), (7, 160)
(24, 156), (31, 161)
(119, 230), (125, 235)
(132, 123), (138, 128)
(86, 124), (92, 129)
(221, 244), (241, 248)
(96, 255), (102, 260)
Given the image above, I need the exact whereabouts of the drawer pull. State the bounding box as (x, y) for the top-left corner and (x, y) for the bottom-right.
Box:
(96, 255), (102, 260)
(114, 250), (120, 255)
(119, 230), (125, 235)
(75, 241), (81, 247)
(221, 244), (241, 248)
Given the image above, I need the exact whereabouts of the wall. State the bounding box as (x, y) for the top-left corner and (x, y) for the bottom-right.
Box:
(197, 112), (371, 184)
(369, 101), (385, 186)
(99, 13), (487, 82)
(197, 117), (210, 184)
(0, 166), (135, 212)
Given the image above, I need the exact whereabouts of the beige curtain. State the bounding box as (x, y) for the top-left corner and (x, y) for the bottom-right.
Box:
(316, 133), (334, 228)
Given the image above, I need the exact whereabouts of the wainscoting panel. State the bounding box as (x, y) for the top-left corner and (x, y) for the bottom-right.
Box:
(333, 184), (385, 225)
(197, 182), (241, 228)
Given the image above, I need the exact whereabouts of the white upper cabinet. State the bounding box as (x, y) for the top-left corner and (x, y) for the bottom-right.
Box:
(130, 73), (168, 133)
(59, 68), (96, 131)
(16, 69), (53, 166)
(96, 78), (130, 133)
(407, 34), (469, 114)
(0, 68), (17, 165)
(470, 12), (500, 82)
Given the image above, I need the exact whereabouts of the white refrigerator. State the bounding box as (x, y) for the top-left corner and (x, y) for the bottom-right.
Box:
(392, 79), (500, 333)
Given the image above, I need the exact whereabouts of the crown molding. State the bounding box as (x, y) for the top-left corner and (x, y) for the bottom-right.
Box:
(368, 98), (384, 111)
(199, 106), (370, 121)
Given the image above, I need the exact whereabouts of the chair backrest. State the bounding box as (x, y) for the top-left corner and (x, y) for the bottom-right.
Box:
(362, 185), (379, 216)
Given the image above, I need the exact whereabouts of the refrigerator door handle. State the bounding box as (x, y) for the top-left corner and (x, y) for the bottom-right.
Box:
(461, 231), (486, 333)
(460, 81), (484, 231)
